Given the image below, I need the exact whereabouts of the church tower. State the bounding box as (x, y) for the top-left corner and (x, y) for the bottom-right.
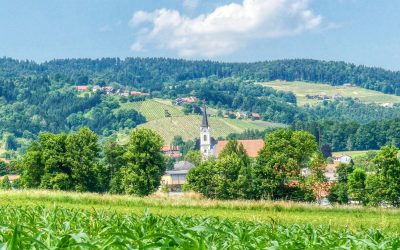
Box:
(200, 104), (211, 159)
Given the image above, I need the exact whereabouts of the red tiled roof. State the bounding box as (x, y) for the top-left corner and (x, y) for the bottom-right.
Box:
(76, 85), (88, 91)
(130, 91), (149, 96)
(215, 139), (264, 158)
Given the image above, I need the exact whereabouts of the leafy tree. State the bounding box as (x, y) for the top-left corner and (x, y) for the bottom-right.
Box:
(3, 133), (18, 151)
(103, 139), (126, 193)
(336, 163), (354, 183)
(0, 161), (7, 176)
(65, 128), (101, 192)
(253, 129), (321, 200)
(184, 150), (202, 167)
(121, 128), (166, 196)
(0, 176), (11, 190)
(172, 136), (184, 147)
(320, 144), (332, 158)
(348, 168), (367, 204)
(365, 174), (384, 206)
(188, 140), (252, 199)
(187, 160), (216, 198)
(328, 183), (349, 204)
(372, 146), (400, 207)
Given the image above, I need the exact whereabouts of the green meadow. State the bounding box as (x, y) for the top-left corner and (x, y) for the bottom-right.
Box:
(261, 80), (400, 106)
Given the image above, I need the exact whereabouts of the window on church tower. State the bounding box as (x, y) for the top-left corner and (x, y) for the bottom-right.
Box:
(204, 135), (207, 141)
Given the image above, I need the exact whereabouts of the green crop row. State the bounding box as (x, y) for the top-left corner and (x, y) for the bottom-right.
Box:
(0, 206), (399, 249)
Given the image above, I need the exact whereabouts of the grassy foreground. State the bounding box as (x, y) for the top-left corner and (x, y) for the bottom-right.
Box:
(1, 190), (400, 233)
(1, 191), (400, 248)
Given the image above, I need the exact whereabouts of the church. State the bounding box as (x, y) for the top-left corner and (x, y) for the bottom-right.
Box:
(161, 105), (265, 191)
(199, 104), (265, 159)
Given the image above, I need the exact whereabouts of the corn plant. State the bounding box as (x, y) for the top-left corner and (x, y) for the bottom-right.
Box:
(0, 206), (399, 249)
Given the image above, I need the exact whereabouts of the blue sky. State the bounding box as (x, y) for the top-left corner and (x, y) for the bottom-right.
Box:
(0, 0), (399, 70)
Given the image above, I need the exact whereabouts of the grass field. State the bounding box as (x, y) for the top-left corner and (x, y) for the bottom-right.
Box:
(1, 190), (400, 248)
(261, 80), (400, 106)
(116, 99), (285, 144)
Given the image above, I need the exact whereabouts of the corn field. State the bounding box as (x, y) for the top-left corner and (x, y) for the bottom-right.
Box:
(0, 206), (399, 249)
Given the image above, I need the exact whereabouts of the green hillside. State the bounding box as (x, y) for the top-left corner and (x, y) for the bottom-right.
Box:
(261, 80), (400, 106)
(116, 99), (285, 144)
(117, 99), (184, 121)
(139, 116), (284, 144)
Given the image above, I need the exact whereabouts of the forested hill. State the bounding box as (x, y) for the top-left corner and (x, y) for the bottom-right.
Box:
(1, 57), (400, 95)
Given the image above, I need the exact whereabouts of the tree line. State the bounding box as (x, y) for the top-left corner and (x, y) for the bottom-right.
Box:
(2, 57), (400, 95)
(4, 127), (400, 207)
(16, 128), (165, 196)
(294, 118), (400, 151)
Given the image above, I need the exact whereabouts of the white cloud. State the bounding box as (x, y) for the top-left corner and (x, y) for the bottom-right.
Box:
(129, 0), (322, 58)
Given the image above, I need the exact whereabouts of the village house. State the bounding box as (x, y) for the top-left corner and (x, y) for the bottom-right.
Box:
(92, 85), (101, 92)
(102, 86), (114, 94)
(75, 85), (88, 91)
(161, 161), (195, 191)
(130, 91), (150, 96)
(175, 96), (198, 106)
(251, 113), (261, 120)
(161, 145), (182, 158)
(235, 112), (248, 119)
(332, 154), (353, 165)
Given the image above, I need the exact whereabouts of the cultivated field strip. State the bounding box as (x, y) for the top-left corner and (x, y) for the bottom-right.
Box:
(0, 206), (399, 249)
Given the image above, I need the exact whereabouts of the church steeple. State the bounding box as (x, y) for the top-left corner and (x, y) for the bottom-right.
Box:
(201, 104), (209, 128)
(200, 103), (211, 160)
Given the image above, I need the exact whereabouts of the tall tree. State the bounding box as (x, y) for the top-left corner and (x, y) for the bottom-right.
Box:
(121, 128), (166, 196)
(65, 128), (101, 192)
(348, 168), (367, 204)
(104, 139), (126, 193)
(372, 146), (400, 207)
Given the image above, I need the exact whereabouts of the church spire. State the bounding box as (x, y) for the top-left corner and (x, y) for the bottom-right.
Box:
(201, 103), (209, 128)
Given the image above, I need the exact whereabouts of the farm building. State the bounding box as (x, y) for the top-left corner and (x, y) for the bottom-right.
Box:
(161, 161), (195, 191)
(161, 145), (182, 158)
(75, 85), (88, 91)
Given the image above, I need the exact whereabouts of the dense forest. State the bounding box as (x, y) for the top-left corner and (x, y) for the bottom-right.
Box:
(1, 56), (400, 155)
(1, 57), (400, 94)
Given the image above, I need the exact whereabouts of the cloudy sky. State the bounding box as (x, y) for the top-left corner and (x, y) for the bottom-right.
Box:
(0, 0), (399, 69)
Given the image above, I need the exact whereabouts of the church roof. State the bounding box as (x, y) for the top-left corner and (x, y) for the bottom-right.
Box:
(201, 104), (209, 128)
(215, 139), (265, 158)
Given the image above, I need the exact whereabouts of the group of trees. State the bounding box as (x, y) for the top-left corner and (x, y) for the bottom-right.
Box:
(188, 130), (326, 201)
(294, 118), (400, 151)
(3, 57), (400, 95)
(329, 146), (400, 207)
(18, 128), (166, 196)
